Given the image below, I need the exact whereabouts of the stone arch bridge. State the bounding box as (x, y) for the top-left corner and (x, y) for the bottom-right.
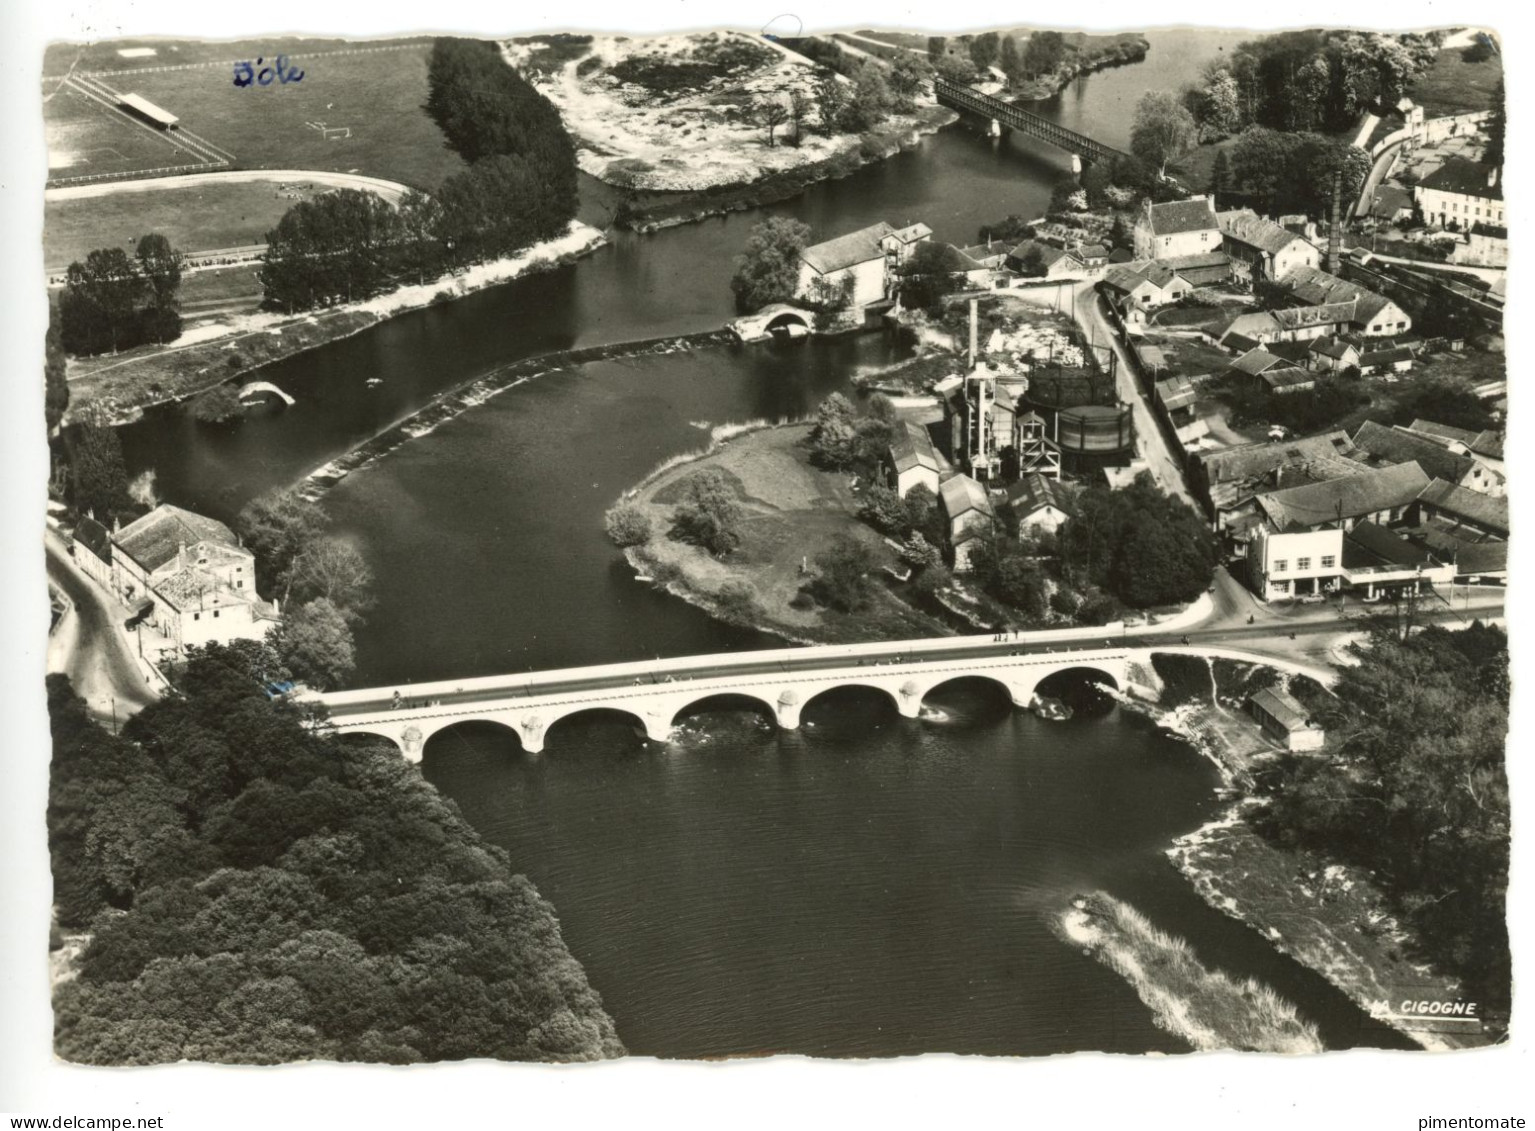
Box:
(305, 629), (1327, 760)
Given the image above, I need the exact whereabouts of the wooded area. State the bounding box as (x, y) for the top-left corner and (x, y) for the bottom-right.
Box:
(48, 656), (624, 1064)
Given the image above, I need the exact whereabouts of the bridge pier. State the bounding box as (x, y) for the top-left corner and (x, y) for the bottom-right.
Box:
(642, 711), (674, 744)
(1071, 154), (1082, 176)
(775, 690), (802, 731)
(520, 714), (548, 755)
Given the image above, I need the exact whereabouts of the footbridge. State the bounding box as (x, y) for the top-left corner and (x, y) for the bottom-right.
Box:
(934, 77), (1125, 166)
(304, 626), (1321, 759)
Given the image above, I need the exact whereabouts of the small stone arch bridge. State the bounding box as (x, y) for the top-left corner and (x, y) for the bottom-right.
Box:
(728, 303), (813, 343)
(303, 629), (1321, 760)
(238, 381), (295, 406)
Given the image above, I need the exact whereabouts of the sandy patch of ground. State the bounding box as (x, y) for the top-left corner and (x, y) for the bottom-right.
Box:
(507, 31), (922, 191)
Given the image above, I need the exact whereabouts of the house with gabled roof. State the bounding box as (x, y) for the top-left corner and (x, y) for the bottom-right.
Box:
(1133, 195), (1220, 260)
(885, 419), (942, 499)
(1403, 420), (1505, 483)
(1006, 239), (1087, 281)
(1188, 431), (1356, 534)
(940, 474), (996, 571)
(94, 504), (279, 656)
(1347, 420), (1484, 489)
(1308, 336), (1361, 372)
(797, 221), (933, 308)
(1276, 265), (1412, 337)
(1218, 209), (1323, 285)
(1416, 157), (1505, 230)
(1006, 472), (1074, 536)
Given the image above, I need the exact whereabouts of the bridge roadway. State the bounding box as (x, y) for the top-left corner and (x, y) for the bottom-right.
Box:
(307, 620), (1341, 759)
(932, 77), (1126, 164)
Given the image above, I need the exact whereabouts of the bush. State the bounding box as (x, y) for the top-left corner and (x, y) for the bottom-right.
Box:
(667, 469), (742, 557)
(604, 503), (652, 547)
(189, 385), (245, 424)
(713, 581), (761, 626)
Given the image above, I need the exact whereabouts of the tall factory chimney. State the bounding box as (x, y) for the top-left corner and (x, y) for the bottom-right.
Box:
(1327, 169), (1343, 275)
(968, 297), (979, 369)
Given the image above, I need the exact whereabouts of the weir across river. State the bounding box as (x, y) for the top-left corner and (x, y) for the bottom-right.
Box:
(306, 625), (1334, 757)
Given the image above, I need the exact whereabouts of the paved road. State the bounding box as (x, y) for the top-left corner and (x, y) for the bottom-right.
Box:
(45, 529), (158, 727)
(1072, 281), (1196, 505)
(318, 582), (1504, 723)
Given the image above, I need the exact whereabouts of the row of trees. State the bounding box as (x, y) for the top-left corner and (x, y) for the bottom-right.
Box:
(261, 38), (579, 313)
(1262, 622), (1510, 1011)
(47, 655), (623, 1065)
(1183, 31), (1440, 141)
(58, 234), (184, 357)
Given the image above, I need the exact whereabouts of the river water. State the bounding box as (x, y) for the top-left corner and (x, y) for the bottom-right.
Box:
(116, 29), (1406, 1056)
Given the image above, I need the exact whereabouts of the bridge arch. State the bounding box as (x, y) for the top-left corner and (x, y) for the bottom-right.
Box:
(763, 310), (810, 334)
(799, 681), (905, 724)
(419, 716), (526, 760)
(542, 705), (654, 749)
(238, 380), (295, 406)
(917, 673), (1021, 715)
(669, 691), (779, 729)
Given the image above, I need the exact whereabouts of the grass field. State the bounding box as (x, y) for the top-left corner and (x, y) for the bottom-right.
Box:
(43, 86), (187, 178)
(178, 265), (266, 317)
(44, 180), (332, 268)
(1407, 46), (1504, 118)
(43, 37), (464, 191)
(43, 36), (433, 78)
(629, 423), (950, 643)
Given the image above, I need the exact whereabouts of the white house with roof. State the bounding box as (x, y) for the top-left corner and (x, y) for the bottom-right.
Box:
(885, 420), (942, 498)
(1244, 463), (1450, 600)
(1006, 472), (1073, 536)
(92, 504), (279, 655)
(940, 474), (996, 571)
(1277, 265), (1412, 337)
(1132, 196), (1220, 260)
(797, 221), (932, 309)
(1415, 158), (1505, 230)
(1218, 210), (1322, 285)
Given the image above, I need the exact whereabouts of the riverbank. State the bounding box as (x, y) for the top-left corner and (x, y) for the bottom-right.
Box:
(619, 105), (957, 232)
(1055, 890), (1324, 1053)
(64, 222), (608, 426)
(1130, 653), (1496, 1050)
(1008, 34), (1150, 101)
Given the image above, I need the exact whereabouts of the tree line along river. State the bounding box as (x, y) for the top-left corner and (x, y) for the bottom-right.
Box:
(116, 29), (1411, 1056)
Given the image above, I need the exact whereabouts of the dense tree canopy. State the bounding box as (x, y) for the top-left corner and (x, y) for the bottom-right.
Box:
(47, 658), (623, 1064)
(1262, 623), (1510, 1010)
(1226, 127), (1372, 218)
(260, 190), (402, 312)
(64, 422), (130, 522)
(668, 468), (743, 557)
(425, 37), (578, 206)
(729, 217), (812, 312)
(1184, 31), (1440, 140)
(1057, 474), (1216, 608)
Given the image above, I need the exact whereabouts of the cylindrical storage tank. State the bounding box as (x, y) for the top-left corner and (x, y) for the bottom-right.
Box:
(1056, 404), (1134, 453)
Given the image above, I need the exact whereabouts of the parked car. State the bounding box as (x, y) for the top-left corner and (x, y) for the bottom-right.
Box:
(264, 680), (298, 700)
(1297, 593), (1327, 604)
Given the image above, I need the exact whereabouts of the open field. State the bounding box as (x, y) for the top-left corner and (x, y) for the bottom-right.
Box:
(44, 179), (330, 269)
(1407, 45), (1504, 118)
(626, 422), (950, 643)
(42, 86), (188, 178)
(43, 36), (434, 78)
(177, 265), (266, 317)
(43, 38), (465, 192)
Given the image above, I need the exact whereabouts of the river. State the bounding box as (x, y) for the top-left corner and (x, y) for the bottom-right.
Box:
(116, 28), (1407, 1057)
